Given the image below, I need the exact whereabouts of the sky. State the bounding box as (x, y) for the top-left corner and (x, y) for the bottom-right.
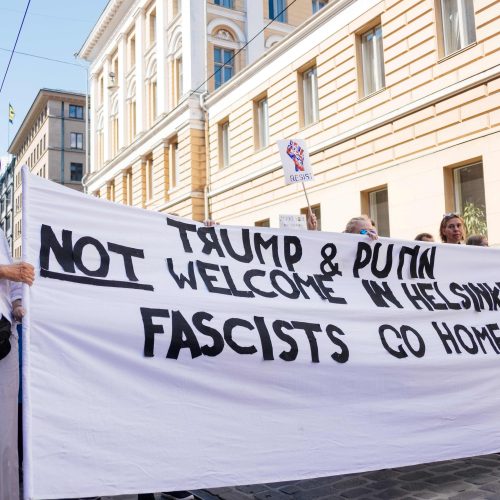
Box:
(0, 0), (109, 160)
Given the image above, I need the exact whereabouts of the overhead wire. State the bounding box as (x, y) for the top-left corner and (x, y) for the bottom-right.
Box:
(0, 0), (32, 95)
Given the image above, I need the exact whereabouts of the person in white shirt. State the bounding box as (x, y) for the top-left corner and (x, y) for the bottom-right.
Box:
(0, 233), (34, 500)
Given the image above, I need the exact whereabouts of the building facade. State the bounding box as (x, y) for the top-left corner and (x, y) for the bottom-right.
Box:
(81, 0), (500, 245)
(8, 89), (87, 258)
(79, 0), (325, 219)
(0, 158), (14, 253)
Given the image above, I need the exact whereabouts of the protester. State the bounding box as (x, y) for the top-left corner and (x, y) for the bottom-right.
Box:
(344, 215), (378, 240)
(306, 212), (378, 240)
(466, 234), (488, 247)
(0, 233), (34, 500)
(439, 213), (466, 244)
(415, 233), (434, 242)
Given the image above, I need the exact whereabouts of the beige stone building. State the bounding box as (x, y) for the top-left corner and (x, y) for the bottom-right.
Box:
(9, 89), (87, 258)
(79, 0), (327, 219)
(81, 0), (500, 245)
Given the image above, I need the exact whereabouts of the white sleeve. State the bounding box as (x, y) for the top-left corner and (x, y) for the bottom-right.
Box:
(0, 232), (22, 303)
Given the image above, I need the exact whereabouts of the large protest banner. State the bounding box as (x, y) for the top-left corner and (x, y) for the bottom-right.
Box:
(22, 167), (500, 499)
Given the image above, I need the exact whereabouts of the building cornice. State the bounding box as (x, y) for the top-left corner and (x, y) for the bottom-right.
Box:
(78, 0), (135, 61)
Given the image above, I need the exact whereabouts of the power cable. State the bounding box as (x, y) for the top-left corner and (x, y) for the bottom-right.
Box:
(0, 0), (32, 95)
(0, 47), (85, 68)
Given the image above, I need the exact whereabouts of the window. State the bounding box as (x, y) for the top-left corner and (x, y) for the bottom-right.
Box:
(148, 8), (156, 46)
(312, 0), (327, 13)
(170, 140), (179, 189)
(175, 57), (183, 104)
(440, 0), (476, 55)
(255, 219), (270, 227)
(70, 132), (83, 149)
(70, 163), (83, 182)
(301, 66), (319, 126)
(219, 121), (230, 168)
(367, 187), (390, 237)
(255, 97), (269, 149)
(453, 161), (487, 234)
(149, 79), (157, 124)
(128, 98), (137, 142)
(107, 180), (115, 201)
(360, 24), (385, 96)
(269, 0), (287, 22)
(99, 75), (104, 106)
(214, 47), (234, 89)
(128, 34), (136, 69)
(145, 154), (154, 200)
(301, 204), (321, 230)
(111, 101), (119, 156)
(69, 105), (83, 119)
(125, 169), (133, 205)
(215, 0), (233, 6)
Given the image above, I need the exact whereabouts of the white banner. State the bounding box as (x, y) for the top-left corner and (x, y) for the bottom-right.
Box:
(22, 168), (500, 499)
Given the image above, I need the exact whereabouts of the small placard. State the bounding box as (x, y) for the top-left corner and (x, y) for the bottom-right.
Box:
(279, 214), (307, 230)
(277, 138), (314, 185)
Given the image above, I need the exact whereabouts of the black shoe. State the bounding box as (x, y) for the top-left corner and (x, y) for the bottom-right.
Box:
(161, 492), (194, 500)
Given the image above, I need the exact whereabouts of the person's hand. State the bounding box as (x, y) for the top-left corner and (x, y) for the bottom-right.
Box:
(203, 219), (218, 227)
(0, 262), (35, 285)
(307, 210), (318, 231)
(360, 229), (378, 240)
(12, 300), (25, 322)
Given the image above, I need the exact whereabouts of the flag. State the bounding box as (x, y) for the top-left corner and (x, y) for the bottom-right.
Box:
(8, 103), (14, 124)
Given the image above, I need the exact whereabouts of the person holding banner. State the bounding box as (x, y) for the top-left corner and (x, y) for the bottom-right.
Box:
(439, 213), (466, 244)
(0, 234), (34, 500)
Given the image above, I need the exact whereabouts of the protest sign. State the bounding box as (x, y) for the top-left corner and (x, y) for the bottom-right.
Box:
(277, 139), (314, 184)
(279, 214), (307, 230)
(22, 168), (500, 499)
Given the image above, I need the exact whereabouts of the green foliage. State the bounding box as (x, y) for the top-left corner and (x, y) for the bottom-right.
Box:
(462, 201), (488, 237)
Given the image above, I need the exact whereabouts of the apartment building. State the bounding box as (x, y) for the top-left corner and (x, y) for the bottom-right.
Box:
(205, 0), (499, 243)
(8, 89), (87, 258)
(0, 158), (14, 253)
(81, 0), (500, 245)
(79, 0), (325, 219)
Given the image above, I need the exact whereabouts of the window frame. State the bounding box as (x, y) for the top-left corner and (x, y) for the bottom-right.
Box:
(269, 0), (287, 22)
(70, 162), (83, 182)
(69, 105), (83, 120)
(358, 22), (386, 97)
(214, 0), (234, 7)
(214, 46), (235, 89)
(255, 96), (269, 149)
(363, 186), (390, 237)
(70, 132), (83, 150)
(300, 65), (319, 127)
(219, 120), (230, 169)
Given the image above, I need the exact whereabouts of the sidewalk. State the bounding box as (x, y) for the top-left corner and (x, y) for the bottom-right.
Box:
(101, 453), (500, 500)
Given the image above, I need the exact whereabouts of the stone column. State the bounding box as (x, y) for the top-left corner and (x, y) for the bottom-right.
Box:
(245, 0), (265, 64)
(181, 0), (207, 94)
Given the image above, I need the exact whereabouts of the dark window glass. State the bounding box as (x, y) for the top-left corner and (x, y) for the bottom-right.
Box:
(70, 162), (83, 182)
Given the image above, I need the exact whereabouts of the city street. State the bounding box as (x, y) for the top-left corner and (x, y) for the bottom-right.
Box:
(101, 453), (500, 500)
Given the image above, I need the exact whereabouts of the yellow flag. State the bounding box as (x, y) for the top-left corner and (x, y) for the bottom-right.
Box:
(8, 103), (14, 124)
